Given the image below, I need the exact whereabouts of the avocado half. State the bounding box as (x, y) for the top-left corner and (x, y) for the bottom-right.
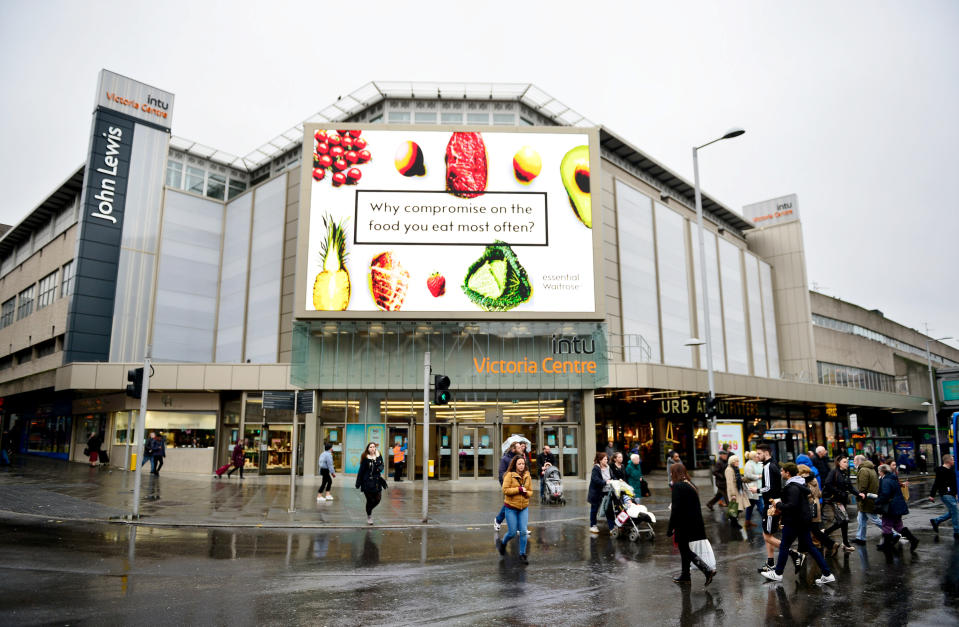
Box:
(560, 145), (591, 228)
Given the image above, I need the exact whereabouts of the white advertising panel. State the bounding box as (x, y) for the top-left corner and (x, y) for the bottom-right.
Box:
(716, 422), (745, 469)
(742, 193), (799, 228)
(298, 126), (600, 318)
(95, 69), (174, 131)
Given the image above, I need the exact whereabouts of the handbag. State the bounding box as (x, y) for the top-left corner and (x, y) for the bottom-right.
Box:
(727, 499), (739, 519)
(83, 448), (90, 456)
(640, 478), (651, 497)
(831, 502), (849, 523)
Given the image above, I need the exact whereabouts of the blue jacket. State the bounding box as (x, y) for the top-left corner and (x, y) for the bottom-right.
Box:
(796, 455), (819, 482)
(875, 473), (909, 517)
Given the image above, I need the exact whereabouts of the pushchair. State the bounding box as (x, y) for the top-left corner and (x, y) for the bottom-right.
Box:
(606, 479), (656, 542)
(540, 464), (565, 505)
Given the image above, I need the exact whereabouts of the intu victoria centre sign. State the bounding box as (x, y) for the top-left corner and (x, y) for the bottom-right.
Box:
(743, 193), (799, 228)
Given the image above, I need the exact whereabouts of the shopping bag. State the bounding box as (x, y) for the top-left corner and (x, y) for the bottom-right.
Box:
(727, 499), (739, 519)
(688, 539), (717, 571)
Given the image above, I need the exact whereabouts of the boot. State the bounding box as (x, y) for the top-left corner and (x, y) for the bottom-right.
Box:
(876, 533), (895, 551)
(901, 528), (920, 553)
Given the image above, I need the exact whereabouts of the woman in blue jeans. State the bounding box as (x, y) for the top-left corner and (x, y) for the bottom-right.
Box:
(496, 455), (532, 564)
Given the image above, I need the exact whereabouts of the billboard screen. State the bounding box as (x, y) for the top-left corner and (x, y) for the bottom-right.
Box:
(296, 125), (601, 319)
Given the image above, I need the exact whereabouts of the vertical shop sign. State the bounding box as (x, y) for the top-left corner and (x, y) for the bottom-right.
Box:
(345, 424), (366, 473)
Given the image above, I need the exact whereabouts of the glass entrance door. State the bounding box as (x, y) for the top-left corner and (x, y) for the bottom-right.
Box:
(458, 426), (496, 479)
(321, 426), (343, 471)
(558, 426), (579, 478)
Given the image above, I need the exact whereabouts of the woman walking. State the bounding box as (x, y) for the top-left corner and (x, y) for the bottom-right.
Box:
(625, 453), (644, 501)
(496, 455), (532, 564)
(610, 451), (627, 482)
(743, 450), (763, 527)
(317, 443), (335, 500)
(668, 463), (716, 586)
(822, 455), (856, 552)
(86, 431), (104, 467)
(587, 452), (614, 534)
(355, 442), (385, 525)
(724, 455), (750, 528)
(798, 464), (839, 556)
(227, 438), (245, 478)
(875, 464), (919, 552)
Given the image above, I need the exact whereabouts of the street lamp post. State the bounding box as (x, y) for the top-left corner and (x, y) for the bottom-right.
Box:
(924, 335), (952, 467)
(692, 128), (745, 456)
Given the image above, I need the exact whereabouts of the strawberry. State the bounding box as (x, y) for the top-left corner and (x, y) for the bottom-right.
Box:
(427, 272), (446, 297)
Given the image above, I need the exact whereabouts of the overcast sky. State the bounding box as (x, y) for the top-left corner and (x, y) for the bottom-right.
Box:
(1, 0), (956, 350)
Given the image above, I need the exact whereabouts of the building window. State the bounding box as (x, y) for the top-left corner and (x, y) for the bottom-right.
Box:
(467, 113), (489, 124)
(36, 338), (56, 358)
(227, 178), (247, 200)
(15, 348), (31, 364)
(166, 160), (183, 189)
(60, 261), (75, 298)
(186, 166), (205, 195)
(206, 173), (226, 200)
(17, 285), (35, 320)
(817, 361), (896, 393)
(0, 298), (14, 328)
(493, 113), (515, 125)
(37, 270), (57, 309)
(441, 112), (463, 124)
(414, 112), (437, 124)
(387, 111), (410, 123)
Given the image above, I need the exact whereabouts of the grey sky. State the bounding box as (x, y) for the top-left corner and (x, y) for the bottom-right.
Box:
(1, 0), (956, 349)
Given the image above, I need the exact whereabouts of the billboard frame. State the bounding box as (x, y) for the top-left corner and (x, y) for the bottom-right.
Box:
(294, 123), (604, 321)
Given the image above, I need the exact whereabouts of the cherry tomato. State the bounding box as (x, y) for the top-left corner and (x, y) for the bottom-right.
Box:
(333, 158), (348, 171)
(328, 134), (342, 146)
(316, 142), (329, 155)
(312, 168), (326, 181)
(345, 150), (359, 164)
(357, 149), (371, 163)
(347, 168), (362, 182)
(330, 146), (345, 159)
(352, 137), (367, 150)
(332, 172), (347, 186)
(318, 154), (333, 169)
(314, 130), (327, 143)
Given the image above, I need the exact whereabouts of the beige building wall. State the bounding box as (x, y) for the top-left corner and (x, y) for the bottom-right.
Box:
(746, 220), (816, 381)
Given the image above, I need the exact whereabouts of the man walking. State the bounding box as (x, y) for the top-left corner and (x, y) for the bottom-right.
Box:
(930, 454), (959, 540)
(706, 450), (728, 510)
(756, 443), (803, 574)
(537, 445), (557, 494)
(852, 454), (882, 545)
(812, 446), (831, 480)
(760, 462), (835, 585)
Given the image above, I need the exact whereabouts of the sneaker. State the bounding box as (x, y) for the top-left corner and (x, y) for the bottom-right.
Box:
(842, 543), (855, 552)
(367, 516), (373, 525)
(493, 519), (502, 531)
(526, 530), (532, 535)
(757, 563), (775, 574)
(931, 519), (940, 534)
(325, 495), (334, 501)
(761, 569), (783, 582)
(815, 573), (836, 585)
(589, 526), (600, 534)
(793, 553), (806, 574)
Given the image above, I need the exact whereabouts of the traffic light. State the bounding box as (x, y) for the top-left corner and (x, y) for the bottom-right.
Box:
(126, 367), (144, 398)
(706, 395), (718, 421)
(433, 374), (451, 405)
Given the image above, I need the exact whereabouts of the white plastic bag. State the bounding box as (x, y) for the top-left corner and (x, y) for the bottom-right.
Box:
(688, 539), (716, 571)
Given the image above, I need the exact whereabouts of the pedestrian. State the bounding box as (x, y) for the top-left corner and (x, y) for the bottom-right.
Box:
(812, 446), (831, 480)
(760, 462), (835, 585)
(706, 450), (728, 510)
(743, 450), (763, 527)
(392, 440), (405, 482)
(610, 451), (627, 482)
(821, 455), (856, 552)
(0, 429), (10, 466)
(355, 442), (385, 525)
(875, 464), (919, 552)
(724, 454), (749, 528)
(897, 451), (911, 475)
(666, 450), (681, 486)
(796, 454), (820, 484)
(625, 453), (644, 500)
(317, 443), (335, 500)
(227, 438), (245, 479)
(587, 452), (614, 534)
(153, 433), (166, 474)
(141, 432), (156, 472)
(496, 454), (532, 564)
(667, 463), (716, 586)
(798, 464), (839, 556)
(494, 442), (520, 531)
(918, 452), (928, 475)
(756, 443), (803, 574)
(929, 454), (959, 540)
(86, 431), (104, 467)
(852, 454), (882, 545)
(537, 444), (558, 494)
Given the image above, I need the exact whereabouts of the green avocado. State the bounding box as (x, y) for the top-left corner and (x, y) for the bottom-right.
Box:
(560, 145), (591, 228)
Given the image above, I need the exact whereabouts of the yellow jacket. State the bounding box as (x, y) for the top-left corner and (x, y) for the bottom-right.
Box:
(502, 471), (533, 509)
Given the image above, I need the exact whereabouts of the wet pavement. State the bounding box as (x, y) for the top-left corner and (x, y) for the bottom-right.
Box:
(1, 458), (958, 625)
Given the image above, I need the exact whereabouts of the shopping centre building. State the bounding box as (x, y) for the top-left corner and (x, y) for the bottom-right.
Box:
(1, 71), (956, 479)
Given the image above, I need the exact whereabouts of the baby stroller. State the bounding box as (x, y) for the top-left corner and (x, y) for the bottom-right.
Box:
(540, 464), (565, 505)
(606, 479), (656, 542)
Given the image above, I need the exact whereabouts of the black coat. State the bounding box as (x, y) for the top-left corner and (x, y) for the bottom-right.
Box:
(778, 479), (812, 527)
(930, 464), (958, 498)
(822, 466), (856, 504)
(587, 465), (607, 505)
(537, 451), (557, 477)
(712, 460), (727, 490)
(667, 481), (707, 541)
(875, 473), (908, 517)
(610, 463), (627, 482)
(812, 455), (831, 481)
(355, 455), (385, 493)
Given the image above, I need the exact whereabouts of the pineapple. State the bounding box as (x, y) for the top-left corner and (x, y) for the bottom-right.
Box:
(312, 215), (351, 310)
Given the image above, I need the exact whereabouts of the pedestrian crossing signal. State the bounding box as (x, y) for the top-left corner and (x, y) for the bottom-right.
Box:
(433, 375), (451, 405)
(126, 367), (143, 398)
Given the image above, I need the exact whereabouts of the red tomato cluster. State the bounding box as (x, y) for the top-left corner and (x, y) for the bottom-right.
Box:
(313, 129), (370, 186)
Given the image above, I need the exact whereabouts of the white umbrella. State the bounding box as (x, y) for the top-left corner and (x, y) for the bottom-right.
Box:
(501, 434), (531, 454)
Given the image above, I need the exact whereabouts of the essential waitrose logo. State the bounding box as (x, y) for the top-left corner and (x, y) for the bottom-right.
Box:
(90, 125), (125, 224)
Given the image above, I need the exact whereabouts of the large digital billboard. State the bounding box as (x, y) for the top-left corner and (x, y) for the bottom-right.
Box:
(295, 125), (601, 319)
